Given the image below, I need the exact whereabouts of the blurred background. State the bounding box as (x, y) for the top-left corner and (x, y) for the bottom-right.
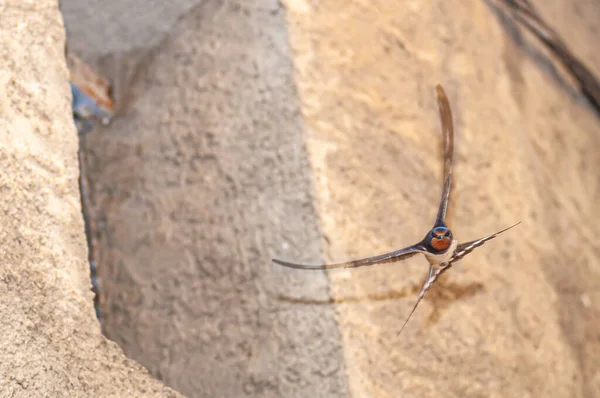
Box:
(61, 0), (600, 397)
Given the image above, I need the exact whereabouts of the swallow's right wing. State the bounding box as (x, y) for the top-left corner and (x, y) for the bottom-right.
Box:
(272, 243), (426, 270)
(433, 84), (455, 227)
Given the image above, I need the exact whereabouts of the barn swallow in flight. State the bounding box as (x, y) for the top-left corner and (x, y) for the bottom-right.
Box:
(273, 84), (520, 335)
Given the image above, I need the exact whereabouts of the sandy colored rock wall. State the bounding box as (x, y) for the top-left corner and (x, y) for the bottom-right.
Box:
(0, 1), (180, 397)
(5, 0), (595, 397)
(283, 1), (600, 397)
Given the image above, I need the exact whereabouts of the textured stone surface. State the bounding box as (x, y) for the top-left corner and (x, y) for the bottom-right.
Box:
(0, 1), (180, 397)
(72, 1), (350, 397)
(54, 0), (600, 397)
(61, 0), (204, 54)
(283, 1), (600, 397)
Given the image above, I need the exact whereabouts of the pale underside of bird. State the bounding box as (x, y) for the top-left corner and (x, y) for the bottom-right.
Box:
(273, 84), (520, 335)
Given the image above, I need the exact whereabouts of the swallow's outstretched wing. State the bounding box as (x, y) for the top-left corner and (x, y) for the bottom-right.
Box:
(396, 264), (446, 336)
(449, 222), (522, 264)
(272, 244), (426, 270)
(434, 84), (455, 228)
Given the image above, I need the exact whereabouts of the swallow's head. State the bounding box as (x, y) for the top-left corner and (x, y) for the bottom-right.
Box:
(428, 226), (453, 252)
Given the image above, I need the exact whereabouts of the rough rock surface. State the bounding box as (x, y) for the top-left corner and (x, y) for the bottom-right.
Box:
(63, 0), (350, 397)
(0, 1), (180, 397)
(6, 0), (598, 397)
(283, 1), (600, 397)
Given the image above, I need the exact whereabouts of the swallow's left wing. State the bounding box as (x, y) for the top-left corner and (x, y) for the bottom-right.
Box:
(272, 243), (426, 271)
(434, 84), (455, 227)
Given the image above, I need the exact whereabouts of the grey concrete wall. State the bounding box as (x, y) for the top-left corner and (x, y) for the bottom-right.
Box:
(64, 0), (350, 397)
